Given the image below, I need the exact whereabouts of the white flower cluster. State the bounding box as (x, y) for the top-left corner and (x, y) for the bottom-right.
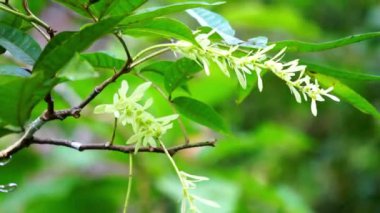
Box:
(94, 80), (178, 150)
(171, 31), (340, 116)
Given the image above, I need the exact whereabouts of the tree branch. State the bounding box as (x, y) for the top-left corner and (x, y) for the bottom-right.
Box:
(0, 137), (216, 159)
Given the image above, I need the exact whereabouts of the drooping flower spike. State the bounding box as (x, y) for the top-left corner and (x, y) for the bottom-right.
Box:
(171, 30), (340, 116)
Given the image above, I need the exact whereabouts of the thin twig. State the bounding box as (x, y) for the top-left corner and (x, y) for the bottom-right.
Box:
(0, 137), (216, 159)
(114, 33), (132, 65)
(0, 118), (45, 159)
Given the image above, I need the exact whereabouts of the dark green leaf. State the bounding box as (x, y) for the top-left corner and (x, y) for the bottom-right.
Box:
(123, 17), (196, 43)
(164, 58), (201, 94)
(0, 65), (31, 77)
(0, 16), (125, 126)
(140, 60), (172, 75)
(172, 96), (228, 132)
(0, 46), (5, 54)
(81, 52), (124, 71)
(0, 10), (23, 28)
(0, 24), (41, 65)
(120, 1), (224, 25)
(273, 32), (380, 52)
(141, 58), (201, 94)
(0, 75), (51, 126)
(303, 62), (380, 81)
(314, 74), (380, 119)
(33, 16), (125, 79)
(90, 0), (147, 19)
(53, 0), (90, 18)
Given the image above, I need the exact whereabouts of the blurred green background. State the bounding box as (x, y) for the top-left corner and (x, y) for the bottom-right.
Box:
(1, 0), (380, 212)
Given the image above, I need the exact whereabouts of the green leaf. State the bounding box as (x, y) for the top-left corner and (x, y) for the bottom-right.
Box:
(52, 0), (90, 18)
(0, 16), (126, 127)
(141, 58), (202, 94)
(0, 24), (41, 65)
(120, 1), (224, 25)
(33, 16), (125, 79)
(172, 96), (228, 132)
(81, 52), (124, 71)
(0, 75), (51, 126)
(314, 74), (380, 119)
(0, 9), (23, 28)
(123, 17), (196, 43)
(140, 60), (172, 75)
(90, 0), (147, 19)
(164, 58), (201, 94)
(273, 32), (380, 52)
(57, 53), (98, 80)
(0, 65), (31, 77)
(303, 62), (380, 81)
